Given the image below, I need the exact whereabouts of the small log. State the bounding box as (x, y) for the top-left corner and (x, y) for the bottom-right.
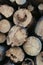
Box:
(13, 9), (33, 27)
(38, 4), (43, 14)
(35, 17), (43, 40)
(0, 19), (11, 33)
(0, 5), (14, 18)
(7, 26), (27, 46)
(36, 52), (43, 65)
(16, 0), (26, 5)
(6, 47), (25, 63)
(27, 5), (34, 12)
(0, 33), (6, 43)
(23, 36), (42, 56)
(10, 0), (16, 3)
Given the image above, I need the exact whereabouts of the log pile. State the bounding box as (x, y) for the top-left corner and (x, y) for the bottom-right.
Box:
(0, 0), (43, 65)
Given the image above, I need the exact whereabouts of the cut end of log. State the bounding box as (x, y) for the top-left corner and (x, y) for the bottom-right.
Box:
(23, 36), (42, 56)
(16, 0), (26, 5)
(13, 9), (33, 27)
(35, 17), (43, 40)
(28, 5), (34, 12)
(10, 0), (16, 3)
(36, 52), (43, 65)
(38, 4), (43, 11)
(0, 5), (14, 18)
(0, 19), (11, 33)
(7, 26), (27, 46)
(6, 47), (25, 63)
(0, 33), (6, 43)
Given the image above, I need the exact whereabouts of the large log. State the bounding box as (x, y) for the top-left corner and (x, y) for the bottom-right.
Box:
(23, 36), (42, 56)
(7, 26), (27, 46)
(13, 9), (33, 27)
